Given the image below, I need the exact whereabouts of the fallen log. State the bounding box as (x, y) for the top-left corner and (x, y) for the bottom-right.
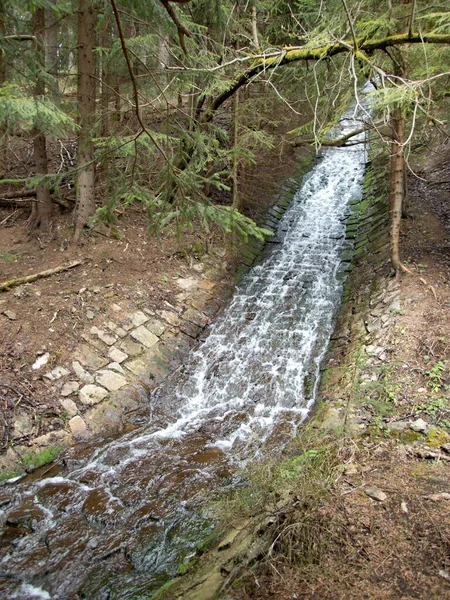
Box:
(0, 190), (73, 209)
(0, 260), (83, 292)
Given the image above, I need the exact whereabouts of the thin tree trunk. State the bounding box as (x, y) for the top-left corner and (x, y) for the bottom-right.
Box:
(389, 110), (405, 275)
(74, 0), (97, 242)
(232, 89), (239, 210)
(46, 0), (59, 92)
(100, 16), (111, 137)
(0, 4), (7, 178)
(30, 8), (52, 232)
(251, 5), (260, 50)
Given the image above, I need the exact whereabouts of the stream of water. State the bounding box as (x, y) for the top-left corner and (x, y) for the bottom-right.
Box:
(0, 109), (367, 600)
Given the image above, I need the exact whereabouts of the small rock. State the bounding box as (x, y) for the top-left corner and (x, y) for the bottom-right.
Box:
(72, 360), (95, 384)
(400, 501), (408, 514)
(32, 352), (50, 370)
(425, 492), (450, 502)
(386, 421), (409, 432)
(95, 369), (128, 392)
(59, 398), (78, 417)
(157, 310), (180, 327)
(3, 310), (17, 321)
(108, 347), (128, 363)
(130, 325), (159, 349)
(107, 362), (126, 375)
(417, 387), (426, 393)
(86, 310), (95, 320)
(79, 384), (108, 405)
(69, 416), (88, 438)
(111, 303), (122, 312)
(129, 311), (149, 327)
(364, 486), (387, 502)
(410, 418), (428, 433)
(176, 277), (198, 291)
(119, 338), (145, 357)
(344, 463), (358, 475)
(13, 285), (30, 298)
(44, 366), (70, 381)
(441, 443), (450, 455)
(61, 381), (80, 397)
(365, 345), (385, 357)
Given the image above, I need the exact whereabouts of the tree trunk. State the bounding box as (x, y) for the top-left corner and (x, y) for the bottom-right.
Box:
(100, 16), (111, 137)
(46, 0), (59, 92)
(389, 110), (405, 275)
(30, 8), (53, 233)
(0, 4), (7, 178)
(74, 0), (97, 242)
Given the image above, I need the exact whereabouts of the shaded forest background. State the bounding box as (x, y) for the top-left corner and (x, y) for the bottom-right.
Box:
(1, 0), (450, 272)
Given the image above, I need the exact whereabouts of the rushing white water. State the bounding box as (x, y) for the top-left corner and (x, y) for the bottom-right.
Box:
(0, 108), (368, 600)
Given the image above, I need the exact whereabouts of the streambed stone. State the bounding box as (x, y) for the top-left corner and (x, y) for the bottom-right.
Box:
(129, 310), (149, 327)
(108, 347), (128, 363)
(59, 398), (78, 417)
(90, 326), (117, 346)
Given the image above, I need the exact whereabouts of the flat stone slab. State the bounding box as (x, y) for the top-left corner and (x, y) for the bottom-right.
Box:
(95, 369), (128, 392)
(120, 338), (145, 357)
(61, 381), (80, 397)
(73, 346), (108, 371)
(129, 311), (149, 327)
(72, 360), (95, 384)
(183, 307), (210, 327)
(108, 347), (128, 363)
(90, 326), (117, 346)
(177, 277), (198, 291)
(146, 319), (166, 337)
(59, 398), (78, 417)
(130, 325), (159, 348)
(79, 384), (109, 405)
(44, 366), (70, 381)
(157, 310), (180, 327)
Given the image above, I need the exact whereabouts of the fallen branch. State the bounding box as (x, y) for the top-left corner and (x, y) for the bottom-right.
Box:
(0, 192), (72, 209)
(0, 260), (83, 292)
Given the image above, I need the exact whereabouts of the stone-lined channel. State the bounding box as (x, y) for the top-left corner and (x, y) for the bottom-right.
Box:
(0, 110), (367, 600)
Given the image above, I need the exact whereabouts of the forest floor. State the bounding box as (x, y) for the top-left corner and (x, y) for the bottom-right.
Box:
(226, 145), (450, 598)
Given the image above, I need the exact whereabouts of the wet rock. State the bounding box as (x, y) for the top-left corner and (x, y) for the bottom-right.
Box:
(3, 310), (17, 320)
(44, 366), (70, 381)
(130, 325), (159, 349)
(73, 346), (108, 371)
(410, 418), (428, 433)
(108, 347), (128, 363)
(59, 398), (78, 417)
(6, 500), (46, 529)
(69, 415), (88, 438)
(90, 326), (117, 346)
(82, 488), (122, 521)
(129, 310), (149, 327)
(95, 368), (128, 392)
(364, 486), (387, 502)
(183, 307), (210, 327)
(79, 384), (109, 405)
(61, 381), (80, 397)
(179, 320), (202, 339)
(32, 352), (50, 370)
(72, 360), (95, 383)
